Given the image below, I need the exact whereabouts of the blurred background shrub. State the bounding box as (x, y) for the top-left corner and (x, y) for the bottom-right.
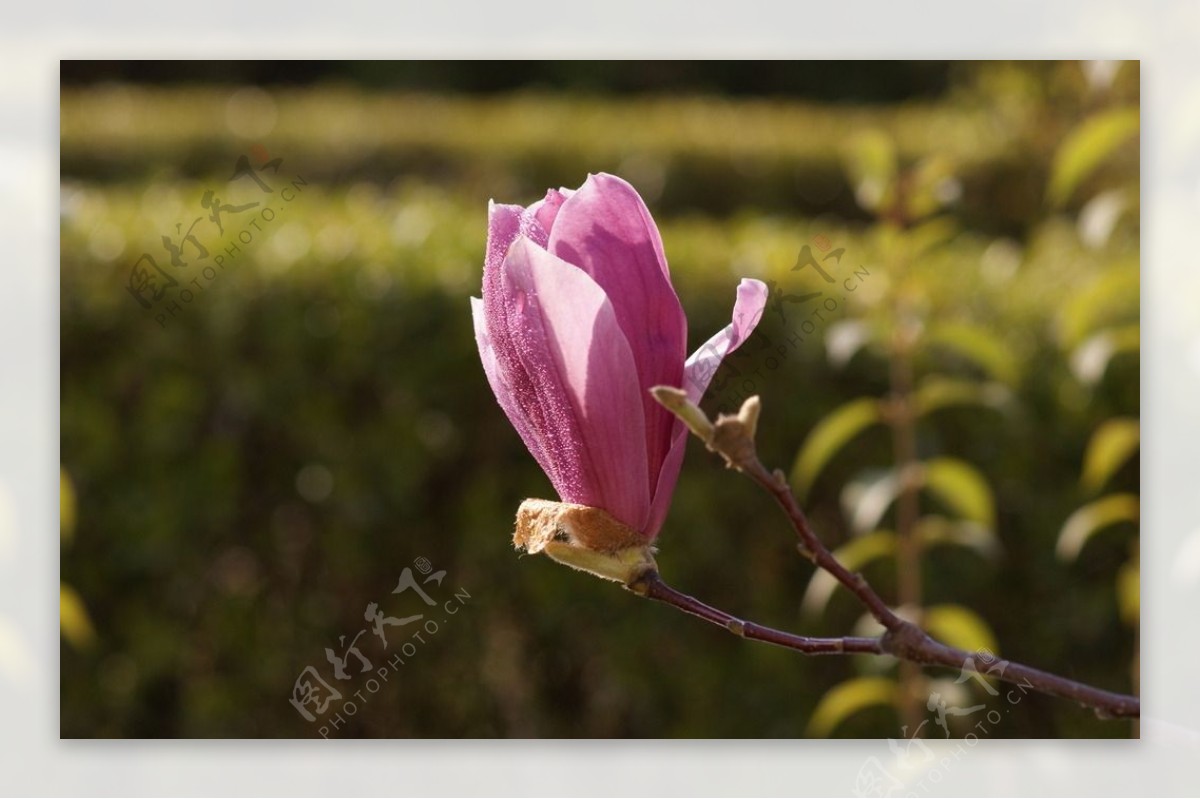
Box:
(60, 60), (1139, 738)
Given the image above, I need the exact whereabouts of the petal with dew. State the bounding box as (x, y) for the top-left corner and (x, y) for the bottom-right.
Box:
(528, 187), (573, 239)
(499, 237), (652, 531)
(471, 297), (554, 480)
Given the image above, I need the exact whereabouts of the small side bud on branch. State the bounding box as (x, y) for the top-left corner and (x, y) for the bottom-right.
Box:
(651, 388), (764, 472)
(650, 386), (714, 442)
(709, 395), (762, 471)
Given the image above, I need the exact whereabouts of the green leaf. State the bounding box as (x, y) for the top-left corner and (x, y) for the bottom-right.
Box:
(841, 469), (904, 535)
(1117, 558), (1139, 627)
(60, 583), (96, 650)
(843, 130), (897, 213)
(925, 322), (1020, 385)
(806, 677), (897, 737)
(923, 604), (999, 656)
(1057, 493), (1140, 561)
(61, 467), (76, 544)
(1071, 325), (1140, 384)
(791, 398), (884, 498)
(906, 155), (960, 220)
(913, 377), (1011, 418)
(908, 216), (960, 258)
(922, 458), (995, 528)
(1048, 107), (1139, 205)
(1058, 266), (1139, 349)
(825, 320), (874, 369)
(916, 516), (1001, 560)
(1081, 418), (1140, 493)
(802, 531), (897, 616)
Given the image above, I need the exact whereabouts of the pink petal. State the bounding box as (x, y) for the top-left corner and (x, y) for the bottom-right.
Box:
(682, 278), (770, 403)
(643, 427), (689, 539)
(471, 297), (553, 481)
(644, 277), (769, 538)
(547, 173), (687, 493)
(528, 187), (572, 237)
(497, 237), (651, 532)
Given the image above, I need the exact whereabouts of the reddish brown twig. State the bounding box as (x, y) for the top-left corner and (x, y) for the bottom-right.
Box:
(648, 388), (1140, 720)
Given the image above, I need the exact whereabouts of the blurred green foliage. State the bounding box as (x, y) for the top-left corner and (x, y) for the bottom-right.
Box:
(60, 61), (1139, 738)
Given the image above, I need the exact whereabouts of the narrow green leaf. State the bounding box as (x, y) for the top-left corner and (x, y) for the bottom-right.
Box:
(843, 130), (897, 213)
(1057, 493), (1140, 561)
(1048, 107), (1139, 205)
(923, 604), (999, 657)
(1081, 418), (1140, 493)
(60, 583), (97, 650)
(916, 516), (1001, 560)
(841, 469), (903, 535)
(913, 377), (1010, 418)
(925, 322), (1020, 385)
(1058, 266), (1139, 349)
(908, 216), (959, 258)
(1071, 325), (1140, 385)
(906, 155), (960, 220)
(825, 320), (874, 369)
(806, 677), (897, 737)
(791, 398), (883, 498)
(802, 532), (897, 616)
(1117, 558), (1139, 627)
(922, 458), (996, 528)
(61, 467), (77, 544)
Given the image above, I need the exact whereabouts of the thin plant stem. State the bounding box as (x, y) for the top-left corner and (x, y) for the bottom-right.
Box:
(738, 448), (1140, 719)
(888, 315), (925, 734)
(628, 570), (883, 656)
(646, 386), (1141, 720)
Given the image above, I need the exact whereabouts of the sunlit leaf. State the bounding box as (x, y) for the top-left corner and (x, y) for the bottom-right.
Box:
(917, 516), (1001, 560)
(1057, 493), (1139, 561)
(1048, 107), (1139, 205)
(925, 677), (983, 725)
(1117, 558), (1139, 627)
(923, 604), (999, 656)
(907, 155), (960, 220)
(806, 676), (897, 737)
(1071, 325), (1140, 385)
(60, 583), (97, 650)
(841, 468), (904, 535)
(913, 377), (1011, 418)
(843, 130), (897, 213)
(1081, 418), (1140, 493)
(825, 320), (874, 369)
(908, 216), (959, 258)
(792, 398), (884, 498)
(922, 458), (995, 528)
(61, 467), (77, 544)
(924, 322), (1020, 385)
(1078, 188), (1131, 250)
(802, 531), (897, 616)
(1058, 266), (1139, 349)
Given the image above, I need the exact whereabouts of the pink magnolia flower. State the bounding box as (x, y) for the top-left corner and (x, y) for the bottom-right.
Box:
(471, 173), (768, 541)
